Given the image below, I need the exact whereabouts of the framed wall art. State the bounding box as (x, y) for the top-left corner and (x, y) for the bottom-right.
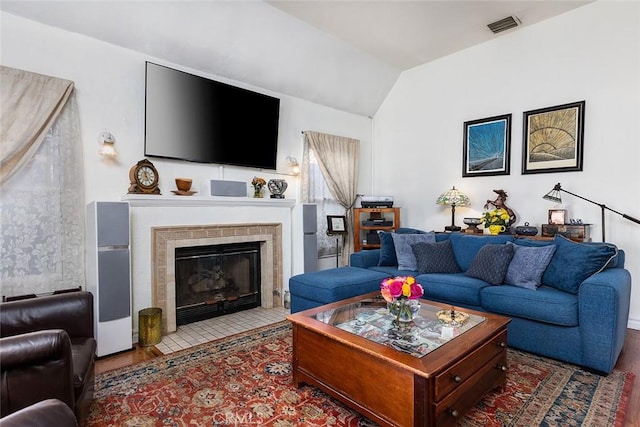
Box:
(462, 113), (511, 177)
(327, 215), (348, 234)
(522, 100), (585, 174)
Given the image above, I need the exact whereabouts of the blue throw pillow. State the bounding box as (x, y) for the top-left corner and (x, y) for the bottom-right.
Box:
(377, 232), (397, 266)
(411, 240), (461, 274)
(378, 228), (429, 267)
(391, 232), (436, 270)
(542, 235), (617, 294)
(504, 242), (557, 290)
(448, 233), (515, 271)
(464, 243), (514, 285)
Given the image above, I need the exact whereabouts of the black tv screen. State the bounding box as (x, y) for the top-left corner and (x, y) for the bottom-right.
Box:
(144, 62), (280, 169)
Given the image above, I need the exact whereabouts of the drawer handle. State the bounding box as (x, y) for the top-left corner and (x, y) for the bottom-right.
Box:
(495, 364), (507, 372)
(452, 375), (462, 383)
(497, 341), (506, 348)
(449, 409), (459, 418)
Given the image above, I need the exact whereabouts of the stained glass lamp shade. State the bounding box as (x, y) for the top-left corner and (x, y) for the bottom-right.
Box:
(436, 186), (471, 232)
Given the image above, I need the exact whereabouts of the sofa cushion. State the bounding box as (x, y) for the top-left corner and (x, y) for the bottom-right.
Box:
(448, 233), (515, 271)
(378, 228), (429, 266)
(418, 273), (489, 306)
(504, 242), (557, 290)
(289, 267), (389, 305)
(391, 232), (436, 270)
(542, 235), (618, 294)
(411, 240), (461, 274)
(464, 243), (514, 285)
(481, 285), (579, 326)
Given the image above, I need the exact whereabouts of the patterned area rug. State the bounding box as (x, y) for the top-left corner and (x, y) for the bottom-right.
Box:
(87, 321), (634, 426)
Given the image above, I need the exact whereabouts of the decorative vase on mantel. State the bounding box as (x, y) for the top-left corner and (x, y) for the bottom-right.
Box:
(387, 298), (421, 323)
(267, 179), (288, 199)
(253, 187), (264, 198)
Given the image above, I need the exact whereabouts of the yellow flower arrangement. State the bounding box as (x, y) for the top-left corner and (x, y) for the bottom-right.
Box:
(482, 208), (510, 228)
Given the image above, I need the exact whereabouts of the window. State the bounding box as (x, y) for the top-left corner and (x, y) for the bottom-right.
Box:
(307, 150), (343, 257)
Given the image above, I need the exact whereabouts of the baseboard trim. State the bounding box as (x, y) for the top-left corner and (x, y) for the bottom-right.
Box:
(627, 318), (640, 330)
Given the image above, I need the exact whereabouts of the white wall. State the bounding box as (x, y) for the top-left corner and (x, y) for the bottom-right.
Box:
(373, 2), (640, 328)
(0, 12), (373, 317)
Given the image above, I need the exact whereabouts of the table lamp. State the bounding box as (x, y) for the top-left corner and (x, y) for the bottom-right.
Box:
(436, 186), (470, 232)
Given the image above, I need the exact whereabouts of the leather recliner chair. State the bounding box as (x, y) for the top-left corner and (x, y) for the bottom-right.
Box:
(0, 291), (96, 423)
(0, 399), (78, 427)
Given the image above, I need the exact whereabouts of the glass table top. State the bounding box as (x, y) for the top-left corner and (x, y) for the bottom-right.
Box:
(313, 296), (485, 358)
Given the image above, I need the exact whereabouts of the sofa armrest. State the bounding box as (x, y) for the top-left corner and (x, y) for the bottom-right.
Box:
(0, 291), (94, 339)
(350, 250), (381, 268)
(0, 330), (75, 417)
(0, 399), (78, 427)
(578, 267), (632, 373)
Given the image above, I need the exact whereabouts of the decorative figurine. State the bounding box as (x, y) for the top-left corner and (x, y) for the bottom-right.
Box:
(484, 189), (516, 230)
(267, 179), (288, 199)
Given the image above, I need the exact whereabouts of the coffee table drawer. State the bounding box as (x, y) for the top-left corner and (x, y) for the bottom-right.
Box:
(434, 329), (507, 401)
(434, 350), (507, 426)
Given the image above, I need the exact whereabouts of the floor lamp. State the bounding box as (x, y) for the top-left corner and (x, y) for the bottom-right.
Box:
(543, 183), (640, 242)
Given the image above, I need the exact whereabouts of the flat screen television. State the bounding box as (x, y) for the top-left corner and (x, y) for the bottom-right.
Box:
(144, 62), (280, 169)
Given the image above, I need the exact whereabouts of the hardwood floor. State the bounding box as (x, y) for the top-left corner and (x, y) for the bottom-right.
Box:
(95, 328), (640, 425)
(617, 328), (640, 427)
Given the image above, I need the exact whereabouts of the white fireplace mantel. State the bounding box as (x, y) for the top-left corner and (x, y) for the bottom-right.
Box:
(122, 194), (296, 208)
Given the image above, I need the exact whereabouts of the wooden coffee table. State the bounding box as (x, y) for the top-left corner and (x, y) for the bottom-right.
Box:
(287, 292), (510, 427)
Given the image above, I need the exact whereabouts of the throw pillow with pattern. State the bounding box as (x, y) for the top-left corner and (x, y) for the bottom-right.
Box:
(411, 240), (461, 274)
(465, 243), (514, 285)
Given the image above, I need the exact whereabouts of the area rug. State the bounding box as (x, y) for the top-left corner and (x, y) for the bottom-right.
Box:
(87, 321), (634, 427)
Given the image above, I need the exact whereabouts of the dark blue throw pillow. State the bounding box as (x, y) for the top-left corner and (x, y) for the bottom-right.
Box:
(464, 243), (514, 285)
(542, 235), (617, 294)
(411, 240), (461, 274)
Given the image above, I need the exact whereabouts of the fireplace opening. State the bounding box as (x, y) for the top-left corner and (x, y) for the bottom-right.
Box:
(175, 242), (261, 325)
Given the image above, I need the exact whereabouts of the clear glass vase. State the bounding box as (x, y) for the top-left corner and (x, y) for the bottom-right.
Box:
(387, 298), (421, 323)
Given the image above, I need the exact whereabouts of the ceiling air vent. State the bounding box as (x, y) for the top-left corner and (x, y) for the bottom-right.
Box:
(488, 16), (521, 34)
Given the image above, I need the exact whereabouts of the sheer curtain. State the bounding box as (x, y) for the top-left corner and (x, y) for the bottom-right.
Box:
(302, 131), (359, 267)
(0, 67), (84, 298)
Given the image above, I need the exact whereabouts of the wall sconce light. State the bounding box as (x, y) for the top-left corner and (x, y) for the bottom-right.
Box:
(98, 131), (118, 159)
(287, 156), (300, 175)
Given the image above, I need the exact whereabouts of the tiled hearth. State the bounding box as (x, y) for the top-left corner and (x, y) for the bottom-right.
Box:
(151, 223), (283, 334)
(156, 305), (289, 354)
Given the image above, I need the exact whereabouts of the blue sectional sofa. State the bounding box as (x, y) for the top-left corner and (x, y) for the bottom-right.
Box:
(289, 231), (631, 374)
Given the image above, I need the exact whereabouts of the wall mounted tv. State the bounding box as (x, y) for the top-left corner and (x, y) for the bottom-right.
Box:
(144, 62), (280, 170)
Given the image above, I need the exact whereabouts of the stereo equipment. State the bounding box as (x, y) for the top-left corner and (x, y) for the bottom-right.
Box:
(362, 220), (394, 226)
(361, 195), (394, 208)
(210, 180), (246, 197)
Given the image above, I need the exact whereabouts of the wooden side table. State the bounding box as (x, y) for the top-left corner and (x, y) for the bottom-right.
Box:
(541, 224), (591, 242)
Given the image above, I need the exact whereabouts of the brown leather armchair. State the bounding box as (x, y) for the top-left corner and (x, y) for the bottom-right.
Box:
(0, 291), (96, 423)
(0, 399), (78, 427)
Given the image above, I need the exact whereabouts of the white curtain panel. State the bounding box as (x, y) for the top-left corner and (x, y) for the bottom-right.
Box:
(0, 67), (84, 298)
(304, 131), (360, 266)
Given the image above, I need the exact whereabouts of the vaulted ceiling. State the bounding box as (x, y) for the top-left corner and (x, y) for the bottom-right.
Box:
(0, 1), (590, 117)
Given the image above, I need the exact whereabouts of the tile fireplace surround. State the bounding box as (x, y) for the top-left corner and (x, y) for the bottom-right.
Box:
(151, 223), (283, 334)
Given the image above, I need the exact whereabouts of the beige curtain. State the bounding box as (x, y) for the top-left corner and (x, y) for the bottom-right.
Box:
(304, 131), (360, 266)
(0, 65), (74, 185)
(0, 66), (84, 297)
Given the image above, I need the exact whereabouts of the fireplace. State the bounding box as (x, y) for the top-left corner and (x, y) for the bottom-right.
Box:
(175, 242), (260, 325)
(152, 223), (283, 334)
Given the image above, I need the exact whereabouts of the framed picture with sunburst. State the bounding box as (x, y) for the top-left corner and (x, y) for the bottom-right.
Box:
(522, 100), (585, 174)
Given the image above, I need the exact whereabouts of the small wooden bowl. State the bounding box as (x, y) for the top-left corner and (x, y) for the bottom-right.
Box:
(175, 178), (192, 192)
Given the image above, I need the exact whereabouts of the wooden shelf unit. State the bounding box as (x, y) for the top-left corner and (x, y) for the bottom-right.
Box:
(353, 207), (400, 252)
